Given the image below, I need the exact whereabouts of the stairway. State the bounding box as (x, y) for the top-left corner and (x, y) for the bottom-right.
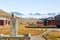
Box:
(31, 35), (46, 40)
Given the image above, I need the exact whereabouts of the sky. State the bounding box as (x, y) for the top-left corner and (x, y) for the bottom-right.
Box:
(0, 0), (60, 18)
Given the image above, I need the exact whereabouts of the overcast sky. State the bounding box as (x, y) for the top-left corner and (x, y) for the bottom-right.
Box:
(0, 0), (60, 18)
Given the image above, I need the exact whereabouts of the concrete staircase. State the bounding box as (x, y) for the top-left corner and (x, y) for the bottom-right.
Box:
(31, 35), (46, 40)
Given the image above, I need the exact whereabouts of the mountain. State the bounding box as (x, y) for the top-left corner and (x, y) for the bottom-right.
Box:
(48, 13), (55, 15)
(34, 13), (41, 16)
(10, 12), (23, 15)
(29, 13), (41, 16)
(29, 13), (33, 15)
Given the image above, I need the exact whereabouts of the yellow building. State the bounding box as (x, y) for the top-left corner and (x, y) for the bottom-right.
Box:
(19, 18), (38, 24)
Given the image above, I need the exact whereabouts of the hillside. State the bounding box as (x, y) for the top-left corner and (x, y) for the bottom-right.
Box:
(0, 9), (20, 19)
(0, 10), (11, 19)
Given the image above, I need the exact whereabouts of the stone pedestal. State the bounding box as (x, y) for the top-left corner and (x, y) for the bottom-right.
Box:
(10, 19), (18, 37)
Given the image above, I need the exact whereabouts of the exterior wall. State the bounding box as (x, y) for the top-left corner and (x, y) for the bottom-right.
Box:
(37, 21), (44, 25)
(54, 15), (60, 27)
(47, 20), (54, 25)
(44, 19), (47, 26)
(0, 20), (8, 25)
(0, 20), (4, 25)
(44, 19), (54, 26)
(19, 18), (38, 24)
(4, 20), (8, 25)
(55, 16), (60, 25)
